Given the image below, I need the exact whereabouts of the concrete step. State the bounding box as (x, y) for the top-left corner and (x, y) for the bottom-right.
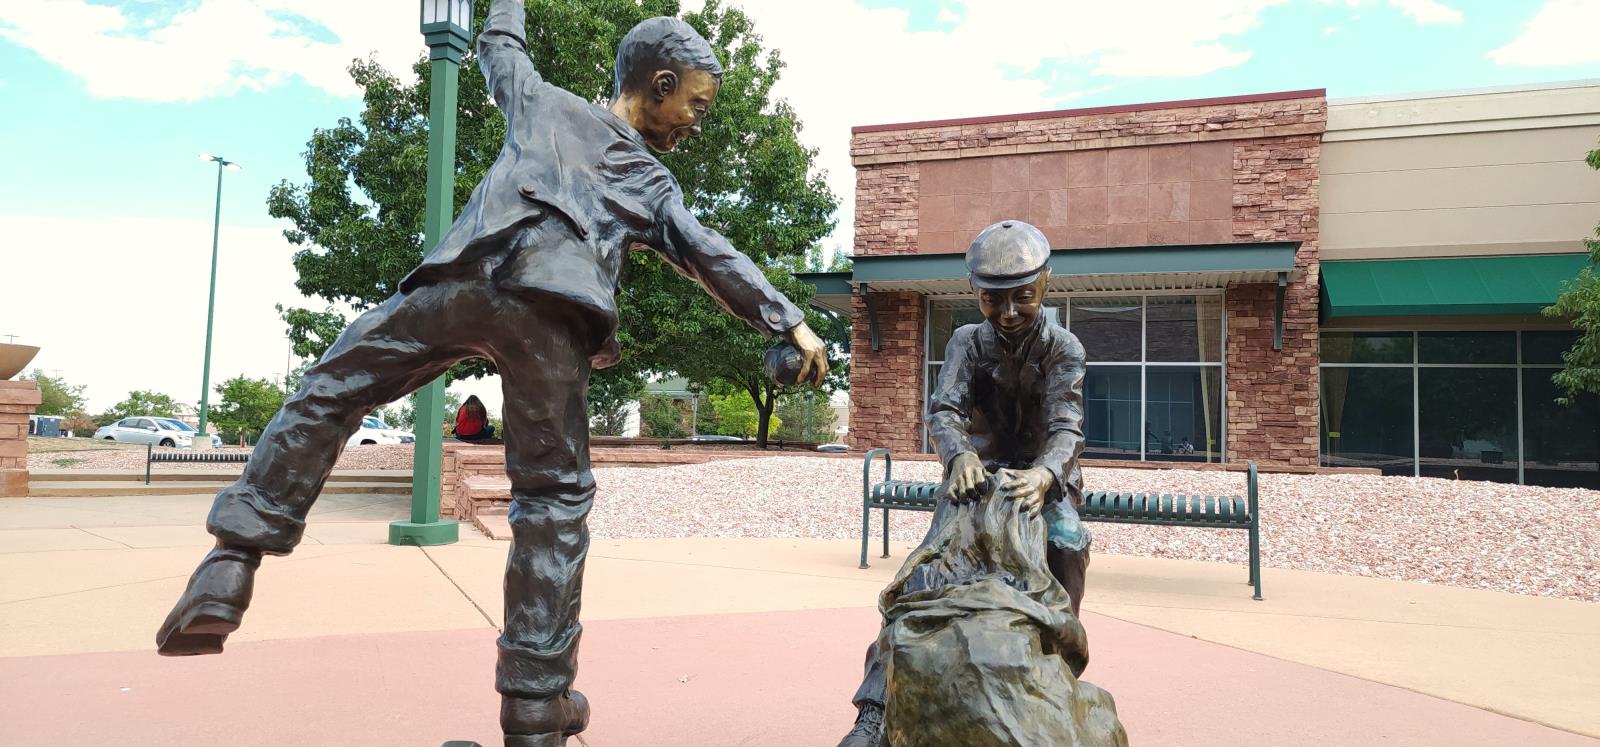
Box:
(27, 470), (412, 484)
(26, 481), (411, 498)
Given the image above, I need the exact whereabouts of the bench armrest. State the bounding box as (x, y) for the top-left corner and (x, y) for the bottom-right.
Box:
(863, 448), (893, 503)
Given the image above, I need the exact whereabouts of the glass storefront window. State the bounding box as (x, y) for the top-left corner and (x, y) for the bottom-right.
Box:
(1083, 366), (1141, 460)
(1320, 366), (1414, 475)
(1145, 366), (1223, 462)
(1418, 331), (1515, 365)
(1522, 370), (1600, 489)
(1145, 295), (1223, 362)
(1070, 297), (1141, 362)
(1417, 368), (1518, 482)
(1521, 331), (1580, 365)
(925, 295), (1224, 460)
(927, 301), (983, 362)
(1321, 331), (1412, 364)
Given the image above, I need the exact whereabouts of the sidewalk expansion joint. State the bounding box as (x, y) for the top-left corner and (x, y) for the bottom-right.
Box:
(420, 546), (500, 632)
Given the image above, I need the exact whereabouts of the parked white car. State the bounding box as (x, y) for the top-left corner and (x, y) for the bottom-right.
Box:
(346, 416), (415, 447)
(94, 417), (222, 448)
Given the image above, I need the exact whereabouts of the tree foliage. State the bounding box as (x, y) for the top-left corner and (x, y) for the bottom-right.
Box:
(100, 390), (180, 424)
(20, 369), (87, 417)
(265, 0), (837, 422)
(654, 248), (848, 446)
(1545, 143), (1600, 401)
(638, 394), (687, 438)
(211, 376), (286, 443)
(773, 390), (836, 442)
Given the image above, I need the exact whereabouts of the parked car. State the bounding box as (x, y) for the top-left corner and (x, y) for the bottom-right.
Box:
(346, 416), (415, 447)
(815, 443), (849, 453)
(93, 417), (222, 448)
(688, 434), (745, 443)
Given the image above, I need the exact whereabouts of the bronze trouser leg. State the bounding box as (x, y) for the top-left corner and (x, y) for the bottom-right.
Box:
(489, 301), (597, 700)
(1047, 541), (1091, 619)
(205, 280), (489, 554)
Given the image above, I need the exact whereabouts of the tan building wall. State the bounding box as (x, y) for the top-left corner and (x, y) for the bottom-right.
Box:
(1323, 81), (1600, 261)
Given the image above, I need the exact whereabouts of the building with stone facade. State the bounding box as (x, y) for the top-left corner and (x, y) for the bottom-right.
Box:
(801, 80), (1600, 488)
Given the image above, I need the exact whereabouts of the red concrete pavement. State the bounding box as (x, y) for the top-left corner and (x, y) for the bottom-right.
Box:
(2, 607), (1592, 746)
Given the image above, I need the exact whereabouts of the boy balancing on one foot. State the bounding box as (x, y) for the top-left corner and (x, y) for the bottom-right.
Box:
(156, 1), (828, 744)
(838, 220), (1094, 747)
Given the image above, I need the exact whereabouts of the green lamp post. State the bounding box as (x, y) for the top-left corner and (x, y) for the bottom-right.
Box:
(389, 0), (472, 547)
(195, 153), (241, 451)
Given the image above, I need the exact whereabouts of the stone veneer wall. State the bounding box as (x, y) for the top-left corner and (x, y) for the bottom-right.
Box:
(846, 290), (925, 454)
(1225, 135), (1321, 466)
(849, 92), (1326, 465)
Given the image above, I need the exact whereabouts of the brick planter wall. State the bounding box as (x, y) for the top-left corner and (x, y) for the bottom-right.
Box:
(849, 91), (1326, 466)
(0, 381), (42, 497)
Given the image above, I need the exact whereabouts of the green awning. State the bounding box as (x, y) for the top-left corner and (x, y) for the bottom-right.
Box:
(1321, 253), (1591, 320)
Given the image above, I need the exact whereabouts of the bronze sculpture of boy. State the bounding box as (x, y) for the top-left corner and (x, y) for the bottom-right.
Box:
(156, 2), (827, 744)
(838, 220), (1097, 746)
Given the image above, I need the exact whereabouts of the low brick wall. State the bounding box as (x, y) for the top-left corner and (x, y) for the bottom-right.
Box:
(0, 381), (42, 497)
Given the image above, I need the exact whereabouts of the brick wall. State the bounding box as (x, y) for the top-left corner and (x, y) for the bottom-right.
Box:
(847, 290), (925, 454)
(0, 381), (42, 497)
(852, 93), (1326, 257)
(1226, 135), (1322, 466)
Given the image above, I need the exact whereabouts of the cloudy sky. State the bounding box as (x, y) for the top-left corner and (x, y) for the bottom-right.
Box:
(2, 0), (1599, 415)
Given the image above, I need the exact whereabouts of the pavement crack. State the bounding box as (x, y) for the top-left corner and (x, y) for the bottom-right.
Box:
(71, 525), (134, 550)
(420, 546), (500, 632)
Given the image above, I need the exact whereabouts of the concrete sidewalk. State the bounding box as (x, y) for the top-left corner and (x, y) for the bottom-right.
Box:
(2, 493), (1597, 743)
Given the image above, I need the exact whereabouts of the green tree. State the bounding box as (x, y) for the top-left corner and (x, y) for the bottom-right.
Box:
(100, 390), (180, 423)
(1545, 143), (1600, 400)
(638, 394), (687, 439)
(212, 376), (287, 444)
(265, 0), (836, 416)
(589, 371), (646, 436)
(20, 369), (87, 417)
(706, 392), (779, 439)
(391, 389), (464, 432)
(773, 390), (835, 442)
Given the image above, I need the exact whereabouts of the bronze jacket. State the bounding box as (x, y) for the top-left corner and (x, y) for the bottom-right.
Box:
(927, 319), (1088, 505)
(400, 0), (804, 367)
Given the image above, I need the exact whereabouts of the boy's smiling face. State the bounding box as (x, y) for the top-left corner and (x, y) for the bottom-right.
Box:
(975, 272), (1051, 339)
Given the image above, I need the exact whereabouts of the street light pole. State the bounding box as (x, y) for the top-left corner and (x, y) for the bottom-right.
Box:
(195, 153), (239, 450)
(391, 0), (472, 547)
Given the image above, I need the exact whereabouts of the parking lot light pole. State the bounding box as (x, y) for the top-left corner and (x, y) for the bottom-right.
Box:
(195, 153), (240, 450)
(390, 0), (471, 547)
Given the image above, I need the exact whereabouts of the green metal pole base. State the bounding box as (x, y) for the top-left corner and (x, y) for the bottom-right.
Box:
(388, 519), (460, 546)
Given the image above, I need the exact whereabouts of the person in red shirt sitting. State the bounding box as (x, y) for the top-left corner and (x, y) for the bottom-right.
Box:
(454, 395), (497, 442)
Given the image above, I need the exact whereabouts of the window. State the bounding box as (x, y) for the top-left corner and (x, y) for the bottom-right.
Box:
(1319, 329), (1597, 488)
(927, 293), (1225, 462)
(363, 417), (385, 429)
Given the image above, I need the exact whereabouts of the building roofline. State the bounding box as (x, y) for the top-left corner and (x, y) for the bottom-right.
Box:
(1329, 78), (1600, 107)
(850, 88), (1326, 135)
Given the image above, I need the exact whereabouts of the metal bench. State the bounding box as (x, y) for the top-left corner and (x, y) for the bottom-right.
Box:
(859, 448), (1263, 600)
(145, 444), (252, 484)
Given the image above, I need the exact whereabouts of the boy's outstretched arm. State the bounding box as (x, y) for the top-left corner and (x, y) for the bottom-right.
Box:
(480, 0), (543, 127)
(657, 202), (829, 385)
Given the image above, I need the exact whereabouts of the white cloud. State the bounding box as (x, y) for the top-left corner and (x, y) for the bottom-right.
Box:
(1488, 0), (1600, 67)
(0, 0), (422, 102)
(0, 215), (308, 411)
(1386, 0), (1463, 24)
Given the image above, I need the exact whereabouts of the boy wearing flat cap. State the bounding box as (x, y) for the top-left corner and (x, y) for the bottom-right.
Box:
(838, 220), (1092, 747)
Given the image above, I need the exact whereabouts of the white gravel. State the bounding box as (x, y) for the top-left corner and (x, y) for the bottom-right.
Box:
(585, 456), (1600, 604)
(30, 447), (1600, 602)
